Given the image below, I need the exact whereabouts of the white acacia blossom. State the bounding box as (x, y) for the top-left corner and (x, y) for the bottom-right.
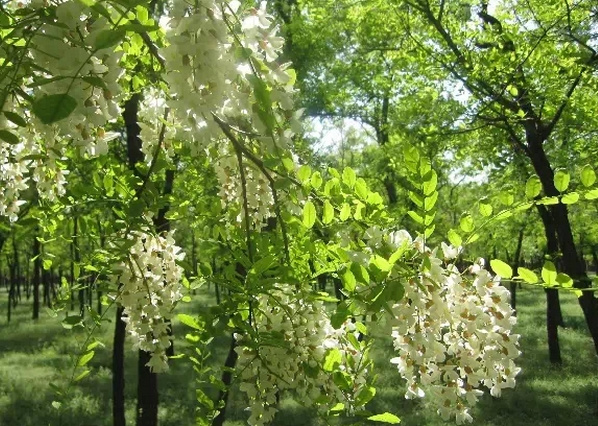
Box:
(162, 0), (301, 227)
(235, 285), (368, 426)
(115, 231), (185, 372)
(386, 233), (520, 424)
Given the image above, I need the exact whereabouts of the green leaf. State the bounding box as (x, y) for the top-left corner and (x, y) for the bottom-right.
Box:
(517, 267), (538, 284)
(282, 157), (294, 172)
(368, 412), (401, 424)
(62, 315), (82, 329)
(355, 178), (368, 199)
(537, 196), (559, 205)
(423, 192), (438, 211)
(339, 203), (351, 221)
(370, 255), (391, 272)
(310, 171), (323, 189)
(177, 313), (201, 330)
(561, 192), (579, 204)
(32, 94), (78, 124)
(459, 214), (474, 233)
(447, 229), (462, 247)
(250, 255), (276, 275)
(342, 167), (356, 188)
(0, 129), (19, 144)
(322, 200), (334, 224)
(43, 259), (52, 270)
(556, 273), (573, 288)
(323, 348), (342, 372)
(408, 192), (423, 208)
(297, 164), (311, 183)
(3, 111), (27, 127)
(553, 169), (570, 192)
(93, 28), (126, 50)
(478, 199), (493, 217)
(585, 189), (598, 200)
(341, 269), (356, 292)
(422, 170), (437, 196)
(74, 370), (91, 382)
(356, 386), (377, 406)
(77, 350), (95, 367)
(51, 401), (62, 409)
(580, 165), (596, 187)
(350, 262), (370, 284)
(541, 261), (557, 285)
(407, 210), (424, 225)
(490, 259), (512, 279)
(303, 200), (316, 228)
(525, 176), (542, 198)
(498, 190), (514, 206)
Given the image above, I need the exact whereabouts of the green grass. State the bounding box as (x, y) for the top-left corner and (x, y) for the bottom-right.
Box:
(1, 286), (597, 425)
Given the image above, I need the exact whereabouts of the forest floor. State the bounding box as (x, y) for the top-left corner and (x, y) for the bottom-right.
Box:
(0, 285), (597, 426)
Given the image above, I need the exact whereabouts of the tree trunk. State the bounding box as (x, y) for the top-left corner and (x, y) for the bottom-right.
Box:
(137, 350), (158, 426)
(212, 335), (239, 426)
(545, 288), (563, 364)
(112, 306), (126, 426)
(529, 140), (598, 355)
(32, 232), (41, 320)
(510, 225), (525, 315)
(536, 204), (563, 363)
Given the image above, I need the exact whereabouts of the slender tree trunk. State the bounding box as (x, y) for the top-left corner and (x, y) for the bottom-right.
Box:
(510, 225), (525, 315)
(545, 289), (563, 364)
(7, 257), (15, 323)
(32, 234), (41, 319)
(113, 306), (126, 426)
(212, 335), (239, 426)
(137, 350), (158, 426)
(529, 140), (598, 355)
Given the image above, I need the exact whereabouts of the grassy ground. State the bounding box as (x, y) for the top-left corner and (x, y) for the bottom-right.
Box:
(0, 285), (597, 426)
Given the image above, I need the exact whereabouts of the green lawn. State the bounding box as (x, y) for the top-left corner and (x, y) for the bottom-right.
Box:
(0, 286), (597, 426)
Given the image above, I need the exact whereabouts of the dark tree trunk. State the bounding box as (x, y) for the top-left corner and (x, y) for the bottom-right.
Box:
(137, 350), (158, 426)
(529, 140), (598, 355)
(32, 233), (41, 320)
(112, 306), (126, 426)
(7, 254), (16, 323)
(73, 217), (85, 318)
(545, 289), (563, 364)
(536, 204), (563, 363)
(510, 225), (525, 315)
(212, 335), (239, 426)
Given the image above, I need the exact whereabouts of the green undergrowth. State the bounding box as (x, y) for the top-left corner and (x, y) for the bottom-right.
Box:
(0, 285), (597, 426)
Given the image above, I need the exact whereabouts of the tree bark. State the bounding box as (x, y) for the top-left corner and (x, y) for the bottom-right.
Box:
(137, 350), (158, 426)
(536, 204), (563, 364)
(212, 335), (239, 426)
(32, 232), (41, 320)
(510, 225), (525, 315)
(112, 306), (126, 426)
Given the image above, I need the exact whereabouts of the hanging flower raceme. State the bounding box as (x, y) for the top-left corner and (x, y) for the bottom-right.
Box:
(386, 232), (520, 424)
(114, 230), (185, 373)
(161, 0), (302, 228)
(235, 284), (369, 426)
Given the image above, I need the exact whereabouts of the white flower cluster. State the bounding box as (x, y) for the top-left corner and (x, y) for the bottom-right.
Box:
(162, 0), (302, 225)
(28, 1), (124, 156)
(235, 285), (368, 426)
(0, 1), (124, 219)
(139, 90), (177, 164)
(0, 106), (70, 220)
(214, 148), (274, 227)
(387, 232), (520, 424)
(115, 231), (185, 373)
